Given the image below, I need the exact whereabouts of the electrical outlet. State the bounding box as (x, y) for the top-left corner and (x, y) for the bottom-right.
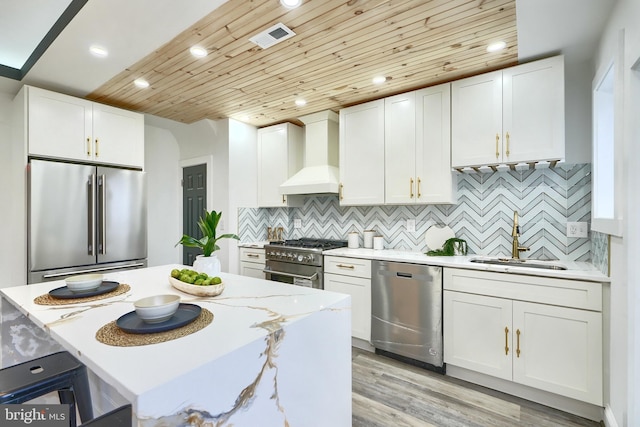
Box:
(406, 219), (416, 232)
(567, 222), (588, 238)
(294, 218), (302, 229)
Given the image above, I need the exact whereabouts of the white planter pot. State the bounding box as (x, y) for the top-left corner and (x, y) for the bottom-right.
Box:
(193, 254), (221, 276)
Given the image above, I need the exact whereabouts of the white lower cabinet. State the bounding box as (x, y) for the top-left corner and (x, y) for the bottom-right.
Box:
(239, 247), (266, 279)
(444, 268), (603, 406)
(324, 256), (371, 342)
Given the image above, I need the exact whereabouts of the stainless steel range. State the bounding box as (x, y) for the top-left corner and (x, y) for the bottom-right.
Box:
(263, 238), (348, 289)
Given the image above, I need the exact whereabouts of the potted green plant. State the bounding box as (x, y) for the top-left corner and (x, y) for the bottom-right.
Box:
(176, 210), (239, 275)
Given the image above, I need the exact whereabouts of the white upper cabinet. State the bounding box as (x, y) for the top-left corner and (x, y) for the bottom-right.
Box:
(26, 86), (144, 168)
(389, 84), (456, 204)
(342, 84), (455, 206)
(384, 92), (416, 204)
(92, 103), (145, 167)
(452, 55), (565, 168)
(339, 99), (385, 205)
(257, 123), (303, 207)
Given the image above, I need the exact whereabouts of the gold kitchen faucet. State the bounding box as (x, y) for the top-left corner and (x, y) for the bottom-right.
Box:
(511, 210), (530, 259)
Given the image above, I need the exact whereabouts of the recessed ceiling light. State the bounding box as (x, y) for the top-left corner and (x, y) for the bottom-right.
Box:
(486, 41), (507, 52)
(295, 98), (306, 106)
(134, 78), (150, 89)
(372, 76), (387, 84)
(189, 46), (208, 58)
(89, 45), (108, 58)
(280, 0), (302, 8)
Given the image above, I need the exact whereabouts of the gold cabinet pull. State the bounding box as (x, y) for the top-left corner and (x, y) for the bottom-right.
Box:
(495, 133), (500, 159)
(247, 254), (259, 258)
(95, 138), (100, 157)
(516, 329), (521, 358)
(410, 177), (414, 198)
(336, 264), (355, 269)
(504, 326), (509, 355)
(282, 195), (286, 204)
(339, 183), (344, 200)
(506, 132), (510, 157)
(417, 177), (422, 198)
(86, 137), (91, 156)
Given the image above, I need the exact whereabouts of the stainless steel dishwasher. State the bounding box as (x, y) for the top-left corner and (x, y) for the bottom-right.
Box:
(371, 260), (443, 372)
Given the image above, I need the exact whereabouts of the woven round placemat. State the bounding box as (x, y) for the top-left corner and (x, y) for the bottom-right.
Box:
(34, 284), (131, 305)
(95, 308), (213, 347)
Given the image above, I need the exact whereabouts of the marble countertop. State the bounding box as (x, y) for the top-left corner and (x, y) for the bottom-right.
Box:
(238, 241), (270, 248)
(0, 265), (351, 425)
(322, 248), (610, 283)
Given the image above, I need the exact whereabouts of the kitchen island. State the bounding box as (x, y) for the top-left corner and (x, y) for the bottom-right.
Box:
(0, 265), (352, 426)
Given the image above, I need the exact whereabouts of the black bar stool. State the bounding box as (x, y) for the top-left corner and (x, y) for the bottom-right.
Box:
(0, 351), (93, 426)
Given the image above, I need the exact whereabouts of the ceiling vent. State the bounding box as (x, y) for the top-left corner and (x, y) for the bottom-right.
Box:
(249, 23), (296, 49)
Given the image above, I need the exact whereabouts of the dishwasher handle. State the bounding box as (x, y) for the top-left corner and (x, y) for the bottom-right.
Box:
(396, 272), (413, 278)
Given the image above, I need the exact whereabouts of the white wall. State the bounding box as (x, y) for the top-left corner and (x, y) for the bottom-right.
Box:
(144, 125), (181, 266)
(594, 0), (640, 426)
(565, 59), (594, 163)
(227, 119), (258, 274)
(143, 115), (258, 274)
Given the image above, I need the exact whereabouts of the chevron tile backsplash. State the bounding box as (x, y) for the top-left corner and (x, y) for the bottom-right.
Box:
(238, 163), (593, 262)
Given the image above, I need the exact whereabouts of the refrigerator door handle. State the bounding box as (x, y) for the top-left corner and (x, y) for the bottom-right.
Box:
(88, 174), (96, 256)
(99, 174), (107, 255)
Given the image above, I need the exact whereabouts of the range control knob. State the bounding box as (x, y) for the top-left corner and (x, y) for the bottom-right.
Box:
(297, 254), (304, 262)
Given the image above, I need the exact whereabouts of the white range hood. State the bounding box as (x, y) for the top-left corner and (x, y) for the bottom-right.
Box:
(279, 110), (340, 195)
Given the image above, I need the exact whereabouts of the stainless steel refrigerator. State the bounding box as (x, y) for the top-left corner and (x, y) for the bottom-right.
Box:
(28, 159), (147, 283)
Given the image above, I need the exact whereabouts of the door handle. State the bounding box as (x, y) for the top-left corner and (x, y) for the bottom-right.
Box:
(410, 177), (414, 198)
(504, 326), (509, 355)
(87, 174), (95, 256)
(516, 328), (521, 358)
(336, 264), (355, 269)
(417, 177), (421, 199)
(505, 132), (510, 157)
(262, 268), (318, 281)
(99, 174), (106, 254)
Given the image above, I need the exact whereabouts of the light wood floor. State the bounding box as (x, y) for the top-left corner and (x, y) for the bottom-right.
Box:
(352, 348), (603, 427)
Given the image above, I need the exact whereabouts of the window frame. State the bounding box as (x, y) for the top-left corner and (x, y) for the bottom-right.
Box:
(591, 31), (624, 237)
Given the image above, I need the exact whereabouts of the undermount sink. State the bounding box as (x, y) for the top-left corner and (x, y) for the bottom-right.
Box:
(470, 257), (568, 271)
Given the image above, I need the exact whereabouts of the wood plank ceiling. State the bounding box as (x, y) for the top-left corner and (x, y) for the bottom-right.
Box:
(87, 0), (517, 127)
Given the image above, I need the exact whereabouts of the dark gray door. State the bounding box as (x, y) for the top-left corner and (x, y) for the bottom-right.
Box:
(182, 164), (207, 265)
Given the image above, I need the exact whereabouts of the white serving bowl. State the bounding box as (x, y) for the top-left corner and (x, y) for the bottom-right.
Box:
(65, 273), (104, 293)
(169, 276), (224, 297)
(134, 294), (181, 324)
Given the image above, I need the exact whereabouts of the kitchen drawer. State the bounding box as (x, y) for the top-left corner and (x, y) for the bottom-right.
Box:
(324, 256), (371, 279)
(444, 268), (601, 311)
(240, 247), (265, 264)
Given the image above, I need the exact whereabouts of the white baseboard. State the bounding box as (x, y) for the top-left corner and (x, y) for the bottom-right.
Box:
(603, 405), (620, 427)
(352, 337), (375, 352)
